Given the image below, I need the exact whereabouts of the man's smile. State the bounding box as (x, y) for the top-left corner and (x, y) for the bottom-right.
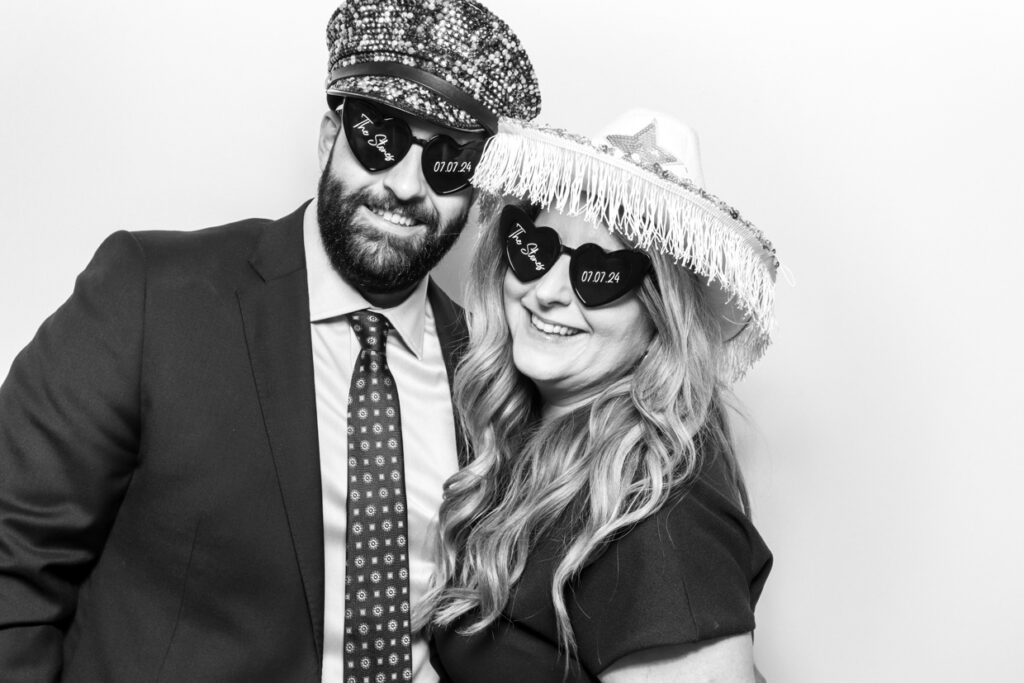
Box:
(359, 205), (427, 236)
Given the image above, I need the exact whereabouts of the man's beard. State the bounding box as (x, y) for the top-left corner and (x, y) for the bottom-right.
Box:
(316, 163), (468, 295)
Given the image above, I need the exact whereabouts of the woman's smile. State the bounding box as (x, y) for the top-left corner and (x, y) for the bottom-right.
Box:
(527, 310), (583, 338)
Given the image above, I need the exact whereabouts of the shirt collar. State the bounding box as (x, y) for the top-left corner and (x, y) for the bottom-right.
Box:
(303, 199), (428, 359)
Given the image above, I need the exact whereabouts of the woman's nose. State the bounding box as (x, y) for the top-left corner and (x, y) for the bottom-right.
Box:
(530, 255), (574, 307)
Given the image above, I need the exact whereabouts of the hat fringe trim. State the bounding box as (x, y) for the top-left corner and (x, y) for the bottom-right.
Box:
(472, 122), (777, 378)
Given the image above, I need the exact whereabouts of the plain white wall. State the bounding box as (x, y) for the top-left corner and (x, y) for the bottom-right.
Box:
(2, 1), (1022, 680)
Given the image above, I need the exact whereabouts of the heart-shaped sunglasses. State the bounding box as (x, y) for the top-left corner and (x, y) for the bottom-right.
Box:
(341, 98), (486, 195)
(502, 205), (653, 307)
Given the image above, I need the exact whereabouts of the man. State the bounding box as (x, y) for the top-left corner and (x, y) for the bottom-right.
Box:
(0, 1), (540, 680)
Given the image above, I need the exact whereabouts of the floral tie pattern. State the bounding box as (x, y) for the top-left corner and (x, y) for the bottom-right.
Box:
(344, 311), (412, 683)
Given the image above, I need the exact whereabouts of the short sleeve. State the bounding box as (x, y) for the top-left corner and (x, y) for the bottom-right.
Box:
(568, 468), (772, 673)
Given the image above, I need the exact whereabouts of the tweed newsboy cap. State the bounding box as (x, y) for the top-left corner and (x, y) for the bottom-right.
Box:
(325, 0), (541, 134)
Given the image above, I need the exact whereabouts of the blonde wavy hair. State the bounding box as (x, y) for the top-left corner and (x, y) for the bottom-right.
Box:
(417, 206), (749, 656)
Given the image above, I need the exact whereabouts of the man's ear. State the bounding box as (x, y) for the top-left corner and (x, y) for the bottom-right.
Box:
(318, 109), (341, 171)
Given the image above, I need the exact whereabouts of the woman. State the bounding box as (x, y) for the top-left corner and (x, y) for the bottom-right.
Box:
(420, 110), (780, 682)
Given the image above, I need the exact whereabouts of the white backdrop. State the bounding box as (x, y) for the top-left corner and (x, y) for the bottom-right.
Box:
(2, 1), (1023, 680)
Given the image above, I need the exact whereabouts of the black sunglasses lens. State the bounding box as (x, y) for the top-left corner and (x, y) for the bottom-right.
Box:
(421, 137), (484, 194)
(501, 205), (561, 281)
(569, 244), (651, 307)
(341, 99), (412, 172)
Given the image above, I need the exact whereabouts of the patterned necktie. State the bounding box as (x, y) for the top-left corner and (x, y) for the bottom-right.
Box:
(344, 311), (413, 683)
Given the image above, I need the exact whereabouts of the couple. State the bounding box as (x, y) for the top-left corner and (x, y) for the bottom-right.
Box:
(0, 0), (777, 681)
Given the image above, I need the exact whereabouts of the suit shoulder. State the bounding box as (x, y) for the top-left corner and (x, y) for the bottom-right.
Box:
(125, 203), (308, 286)
(129, 216), (272, 267)
(84, 204), (305, 296)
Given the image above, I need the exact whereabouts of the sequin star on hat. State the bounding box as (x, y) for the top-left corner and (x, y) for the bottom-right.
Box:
(325, 0), (541, 134)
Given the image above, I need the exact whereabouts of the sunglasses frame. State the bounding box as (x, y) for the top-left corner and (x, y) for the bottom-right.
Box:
(501, 205), (653, 308)
(340, 98), (485, 195)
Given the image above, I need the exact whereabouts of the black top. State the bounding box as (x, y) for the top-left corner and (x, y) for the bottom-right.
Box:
(429, 453), (772, 682)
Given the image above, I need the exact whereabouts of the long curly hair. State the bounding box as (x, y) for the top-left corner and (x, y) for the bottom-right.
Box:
(417, 206), (749, 656)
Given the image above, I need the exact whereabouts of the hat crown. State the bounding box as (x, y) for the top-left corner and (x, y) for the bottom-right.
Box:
(326, 0), (541, 131)
(596, 109), (705, 187)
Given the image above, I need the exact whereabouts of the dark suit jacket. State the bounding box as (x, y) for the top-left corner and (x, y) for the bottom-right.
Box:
(0, 204), (469, 681)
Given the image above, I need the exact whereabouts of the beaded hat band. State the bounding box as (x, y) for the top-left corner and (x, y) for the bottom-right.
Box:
(472, 110), (781, 380)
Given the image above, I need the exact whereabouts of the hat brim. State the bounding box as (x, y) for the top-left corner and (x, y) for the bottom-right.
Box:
(327, 75), (485, 133)
(701, 278), (751, 342)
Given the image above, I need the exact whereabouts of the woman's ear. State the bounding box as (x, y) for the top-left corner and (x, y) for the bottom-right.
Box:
(318, 109), (342, 171)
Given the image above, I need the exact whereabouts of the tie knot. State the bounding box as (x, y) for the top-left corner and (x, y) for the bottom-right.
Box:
(348, 310), (391, 354)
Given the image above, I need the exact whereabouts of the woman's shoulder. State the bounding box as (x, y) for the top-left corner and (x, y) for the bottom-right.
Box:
(634, 453), (767, 561)
(590, 451), (771, 576)
(568, 452), (772, 673)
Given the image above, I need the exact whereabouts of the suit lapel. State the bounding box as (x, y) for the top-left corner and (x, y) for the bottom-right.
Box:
(427, 280), (471, 467)
(237, 204), (324, 661)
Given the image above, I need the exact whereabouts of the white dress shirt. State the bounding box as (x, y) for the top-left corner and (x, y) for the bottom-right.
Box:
(303, 202), (459, 683)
